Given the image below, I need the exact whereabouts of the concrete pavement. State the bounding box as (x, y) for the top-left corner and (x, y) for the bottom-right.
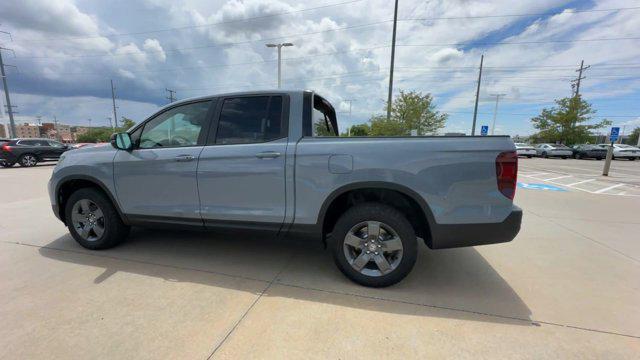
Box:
(1, 164), (639, 359)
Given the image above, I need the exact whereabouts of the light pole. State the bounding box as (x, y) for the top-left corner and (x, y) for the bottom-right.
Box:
(266, 42), (293, 88)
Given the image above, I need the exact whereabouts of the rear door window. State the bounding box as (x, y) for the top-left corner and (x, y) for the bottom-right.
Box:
(215, 96), (286, 145)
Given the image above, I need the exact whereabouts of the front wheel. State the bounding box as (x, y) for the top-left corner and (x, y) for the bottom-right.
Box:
(65, 188), (130, 250)
(331, 203), (417, 287)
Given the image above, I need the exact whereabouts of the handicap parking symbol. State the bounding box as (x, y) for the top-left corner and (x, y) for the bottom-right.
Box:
(517, 182), (567, 192)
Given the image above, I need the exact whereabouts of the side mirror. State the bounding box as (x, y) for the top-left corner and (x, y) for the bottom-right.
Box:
(110, 132), (133, 151)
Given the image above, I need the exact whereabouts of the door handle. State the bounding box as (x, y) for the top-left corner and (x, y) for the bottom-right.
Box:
(175, 154), (195, 162)
(255, 151), (281, 159)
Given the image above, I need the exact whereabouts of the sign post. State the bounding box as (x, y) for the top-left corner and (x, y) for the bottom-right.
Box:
(602, 127), (619, 176)
(480, 125), (488, 136)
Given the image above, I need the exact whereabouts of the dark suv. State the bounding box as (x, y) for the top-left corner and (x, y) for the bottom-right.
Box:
(0, 138), (70, 167)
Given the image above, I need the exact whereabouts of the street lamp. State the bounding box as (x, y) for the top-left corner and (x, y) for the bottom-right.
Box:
(266, 42), (293, 89)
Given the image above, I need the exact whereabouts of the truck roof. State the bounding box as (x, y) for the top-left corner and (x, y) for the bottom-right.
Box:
(159, 89), (310, 111)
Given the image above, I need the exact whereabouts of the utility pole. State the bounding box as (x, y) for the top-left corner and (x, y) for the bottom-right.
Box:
(0, 46), (16, 138)
(471, 54), (484, 135)
(572, 60), (590, 98)
(489, 93), (506, 135)
(110, 79), (118, 128)
(265, 43), (294, 88)
(386, 0), (399, 121)
(53, 115), (60, 141)
(165, 88), (176, 103)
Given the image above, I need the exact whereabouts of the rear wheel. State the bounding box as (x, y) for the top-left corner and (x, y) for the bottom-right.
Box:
(18, 154), (38, 167)
(1, 161), (15, 168)
(65, 188), (130, 250)
(331, 203), (417, 287)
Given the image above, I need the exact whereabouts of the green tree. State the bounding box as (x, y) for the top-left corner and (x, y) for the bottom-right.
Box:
(530, 95), (611, 145)
(627, 126), (639, 145)
(387, 90), (447, 135)
(120, 117), (136, 130)
(348, 123), (371, 136)
(369, 115), (406, 136)
(76, 128), (114, 143)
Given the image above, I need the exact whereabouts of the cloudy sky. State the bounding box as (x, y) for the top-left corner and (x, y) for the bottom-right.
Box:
(0, 0), (638, 135)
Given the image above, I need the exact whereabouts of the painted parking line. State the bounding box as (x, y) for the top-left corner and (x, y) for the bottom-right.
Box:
(542, 175), (573, 181)
(594, 183), (625, 194)
(566, 179), (596, 186)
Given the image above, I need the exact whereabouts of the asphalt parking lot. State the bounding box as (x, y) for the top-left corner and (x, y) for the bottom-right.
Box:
(1, 161), (639, 359)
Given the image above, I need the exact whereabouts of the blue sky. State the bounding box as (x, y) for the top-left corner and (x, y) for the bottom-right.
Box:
(0, 0), (638, 135)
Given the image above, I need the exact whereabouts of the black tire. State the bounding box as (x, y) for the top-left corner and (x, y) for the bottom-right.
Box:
(18, 154), (38, 167)
(1, 161), (15, 168)
(575, 153), (581, 159)
(64, 188), (130, 250)
(630, 158), (636, 161)
(561, 156), (567, 159)
(331, 203), (418, 287)
(527, 155), (532, 158)
(542, 152), (548, 158)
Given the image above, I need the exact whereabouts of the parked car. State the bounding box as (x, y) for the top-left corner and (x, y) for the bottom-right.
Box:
(1, 138), (70, 167)
(48, 90), (522, 287)
(514, 143), (536, 158)
(572, 144), (607, 160)
(534, 143), (573, 158)
(0, 139), (10, 167)
(596, 144), (640, 160)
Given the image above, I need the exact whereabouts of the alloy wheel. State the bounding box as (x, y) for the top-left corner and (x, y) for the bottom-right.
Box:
(343, 221), (403, 277)
(71, 199), (105, 241)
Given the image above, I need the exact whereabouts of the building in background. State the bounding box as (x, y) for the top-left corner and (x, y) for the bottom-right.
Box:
(41, 123), (75, 142)
(15, 123), (41, 138)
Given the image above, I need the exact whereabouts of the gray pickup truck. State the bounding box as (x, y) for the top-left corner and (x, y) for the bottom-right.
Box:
(48, 90), (521, 287)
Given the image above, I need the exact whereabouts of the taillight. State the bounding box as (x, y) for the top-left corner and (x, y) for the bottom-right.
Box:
(496, 151), (518, 200)
(1, 144), (11, 152)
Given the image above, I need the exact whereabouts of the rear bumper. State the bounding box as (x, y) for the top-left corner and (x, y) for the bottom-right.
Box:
(0, 152), (17, 162)
(516, 149), (536, 156)
(428, 206), (522, 249)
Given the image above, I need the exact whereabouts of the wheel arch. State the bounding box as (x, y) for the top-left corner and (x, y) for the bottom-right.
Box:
(55, 175), (128, 225)
(317, 182), (436, 248)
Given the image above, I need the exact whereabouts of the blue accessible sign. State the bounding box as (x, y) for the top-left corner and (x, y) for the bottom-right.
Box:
(517, 182), (567, 192)
(480, 125), (488, 136)
(610, 127), (620, 142)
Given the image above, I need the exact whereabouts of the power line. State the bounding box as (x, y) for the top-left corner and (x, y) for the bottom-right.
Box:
(14, 21), (640, 60)
(15, 20), (393, 59)
(14, 0), (369, 43)
(402, 6), (640, 21)
(14, 5), (640, 44)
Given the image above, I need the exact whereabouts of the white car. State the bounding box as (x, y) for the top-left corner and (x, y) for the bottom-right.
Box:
(596, 144), (640, 160)
(534, 144), (573, 158)
(515, 143), (536, 158)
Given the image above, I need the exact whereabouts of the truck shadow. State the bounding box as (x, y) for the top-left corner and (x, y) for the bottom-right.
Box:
(39, 228), (532, 326)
